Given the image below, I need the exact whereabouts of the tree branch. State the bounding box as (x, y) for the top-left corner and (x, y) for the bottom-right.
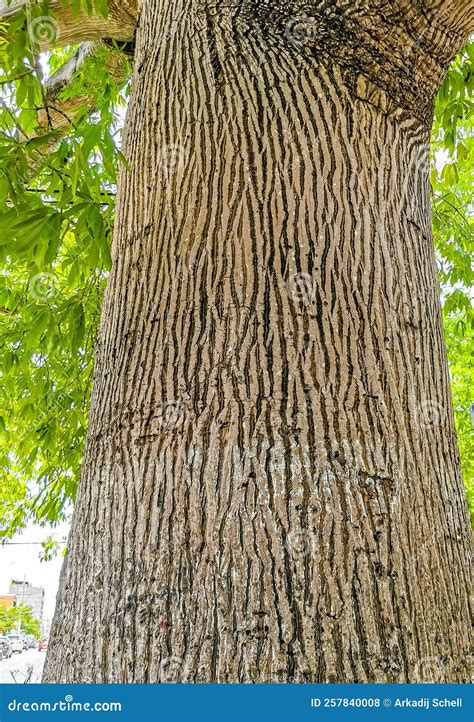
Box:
(16, 42), (130, 173)
(0, 0), (137, 49)
(36, 42), (129, 134)
(424, 0), (474, 33)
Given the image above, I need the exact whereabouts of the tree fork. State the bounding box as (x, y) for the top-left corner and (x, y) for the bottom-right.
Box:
(43, 1), (473, 683)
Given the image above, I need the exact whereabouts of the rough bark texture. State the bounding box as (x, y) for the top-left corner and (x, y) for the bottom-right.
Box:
(44, 0), (473, 683)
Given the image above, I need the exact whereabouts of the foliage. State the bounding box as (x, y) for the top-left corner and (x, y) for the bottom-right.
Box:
(0, 8), (128, 537)
(0, 601), (41, 637)
(432, 45), (474, 521)
(444, 314), (474, 516)
(0, 5), (471, 539)
(39, 533), (63, 560)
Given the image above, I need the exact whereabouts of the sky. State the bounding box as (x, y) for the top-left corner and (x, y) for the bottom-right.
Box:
(0, 522), (69, 623)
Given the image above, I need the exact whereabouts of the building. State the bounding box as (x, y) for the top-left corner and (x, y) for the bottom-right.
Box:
(8, 581), (44, 622)
(0, 595), (15, 609)
(41, 617), (52, 638)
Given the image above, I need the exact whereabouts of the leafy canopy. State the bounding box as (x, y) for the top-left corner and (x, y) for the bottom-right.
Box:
(0, 601), (41, 638)
(0, 5), (472, 538)
(432, 46), (474, 517)
(0, 2), (128, 534)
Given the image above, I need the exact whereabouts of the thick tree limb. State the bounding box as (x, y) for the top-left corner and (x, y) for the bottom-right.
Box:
(17, 42), (130, 173)
(3, 0), (472, 160)
(425, 0), (474, 33)
(0, 1), (134, 145)
(0, 0), (137, 49)
(36, 42), (129, 134)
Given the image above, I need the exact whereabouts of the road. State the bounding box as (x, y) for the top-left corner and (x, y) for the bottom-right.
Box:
(0, 649), (46, 684)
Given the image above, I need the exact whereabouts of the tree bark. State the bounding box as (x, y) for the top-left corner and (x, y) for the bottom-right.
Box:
(43, 1), (473, 683)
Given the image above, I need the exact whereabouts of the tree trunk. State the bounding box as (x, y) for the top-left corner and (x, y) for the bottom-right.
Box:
(43, 1), (473, 683)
